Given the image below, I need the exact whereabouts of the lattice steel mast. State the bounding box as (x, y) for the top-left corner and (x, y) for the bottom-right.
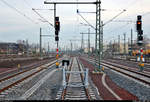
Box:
(95, 0), (102, 71)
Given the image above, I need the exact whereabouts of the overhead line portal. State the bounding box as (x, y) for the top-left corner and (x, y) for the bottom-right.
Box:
(44, 1), (100, 5)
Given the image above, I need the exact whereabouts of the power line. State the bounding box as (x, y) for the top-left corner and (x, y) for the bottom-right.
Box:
(103, 9), (126, 26)
(23, 0), (55, 27)
(23, 0), (32, 8)
(142, 12), (150, 17)
(0, 0), (38, 24)
(106, 23), (131, 34)
(77, 11), (95, 30)
(32, 8), (54, 27)
(125, 0), (140, 10)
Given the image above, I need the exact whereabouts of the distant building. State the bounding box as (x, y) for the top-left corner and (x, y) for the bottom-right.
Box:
(84, 47), (94, 53)
(119, 43), (129, 54)
(0, 42), (26, 54)
(146, 44), (150, 49)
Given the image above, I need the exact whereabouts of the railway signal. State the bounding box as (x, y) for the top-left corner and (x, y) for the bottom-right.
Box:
(55, 17), (60, 32)
(136, 15), (144, 71)
(55, 22), (60, 31)
(136, 15), (142, 31)
(55, 17), (60, 41)
(55, 36), (59, 41)
(56, 54), (59, 59)
(136, 15), (143, 46)
(56, 48), (59, 68)
(55, 30), (59, 35)
(56, 48), (59, 53)
(138, 48), (144, 72)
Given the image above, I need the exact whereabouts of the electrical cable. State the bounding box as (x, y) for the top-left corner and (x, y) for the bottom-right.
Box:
(142, 12), (150, 17)
(77, 12), (95, 30)
(106, 23), (131, 34)
(23, 0), (32, 8)
(0, 0), (38, 24)
(124, 0), (139, 10)
(23, 0), (54, 27)
(103, 9), (126, 26)
(76, 0), (79, 35)
(32, 8), (54, 27)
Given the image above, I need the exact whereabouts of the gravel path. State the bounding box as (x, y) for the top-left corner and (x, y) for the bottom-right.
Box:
(82, 57), (150, 100)
(105, 68), (150, 100)
(1, 63), (57, 100)
(27, 68), (63, 100)
(0, 68), (38, 89)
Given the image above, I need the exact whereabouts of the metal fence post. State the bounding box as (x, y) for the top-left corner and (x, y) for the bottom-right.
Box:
(85, 69), (89, 88)
(63, 68), (66, 89)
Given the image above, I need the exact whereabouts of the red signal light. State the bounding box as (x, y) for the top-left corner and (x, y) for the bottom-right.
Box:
(137, 21), (141, 25)
(55, 21), (60, 31)
(141, 55), (143, 59)
(56, 54), (59, 59)
(56, 22), (59, 25)
(56, 48), (58, 53)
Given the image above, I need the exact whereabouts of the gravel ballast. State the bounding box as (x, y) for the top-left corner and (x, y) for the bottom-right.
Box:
(105, 68), (150, 100)
(1, 64), (62, 100)
(27, 68), (63, 100)
(83, 58), (150, 100)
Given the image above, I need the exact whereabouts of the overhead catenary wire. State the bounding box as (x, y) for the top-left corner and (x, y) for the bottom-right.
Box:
(23, 0), (32, 8)
(103, 9), (126, 26)
(32, 8), (54, 27)
(77, 9), (126, 30)
(106, 23), (131, 36)
(32, 8), (54, 10)
(76, 0), (80, 36)
(124, 0), (140, 10)
(142, 12), (150, 17)
(104, 0), (140, 41)
(108, 11), (150, 33)
(0, 0), (38, 24)
(112, 20), (135, 23)
(23, 0), (54, 26)
(103, 0), (139, 29)
(77, 10), (95, 30)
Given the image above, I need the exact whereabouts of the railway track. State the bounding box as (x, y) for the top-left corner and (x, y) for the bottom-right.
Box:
(106, 58), (150, 69)
(0, 58), (62, 98)
(56, 57), (96, 100)
(0, 58), (55, 77)
(84, 57), (150, 86)
(0, 58), (56, 81)
(102, 60), (150, 77)
(92, 55), (150, 66)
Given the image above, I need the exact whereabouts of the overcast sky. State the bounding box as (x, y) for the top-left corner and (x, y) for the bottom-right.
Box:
(0, 0), (150, 50)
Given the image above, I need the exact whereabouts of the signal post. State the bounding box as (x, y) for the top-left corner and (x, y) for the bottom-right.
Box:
(55, 17), (60, 68)
(136, 15), (144, 71)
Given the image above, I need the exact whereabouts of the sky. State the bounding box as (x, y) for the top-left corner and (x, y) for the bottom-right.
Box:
(0, 0), (150, 50)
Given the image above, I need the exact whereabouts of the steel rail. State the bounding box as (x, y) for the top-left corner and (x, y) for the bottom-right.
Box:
(102, 61), (150, 78)
(107, 58), (150, 68)
(91, 56), (150, 76)
(101, 63), (150, 86)
(76, 58), (91, 100)
(87, 57), (150, 86)
(0, 58), (56, 83)
(61, 58), (74, 100)
(61, 57), (91, 100)
(0, 59), (59, 94)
